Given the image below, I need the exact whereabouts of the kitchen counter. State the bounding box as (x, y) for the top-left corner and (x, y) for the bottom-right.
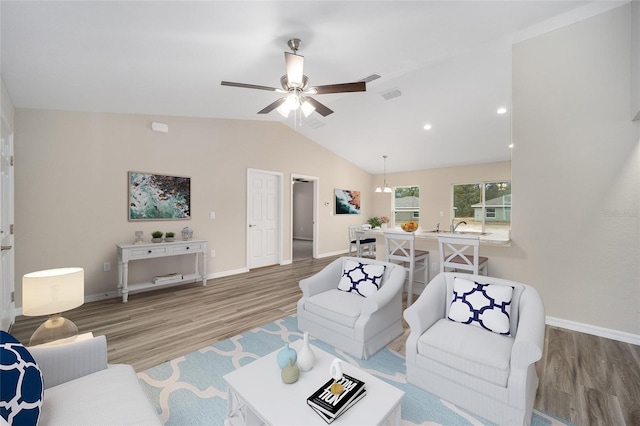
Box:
(366, 228), (511, 247)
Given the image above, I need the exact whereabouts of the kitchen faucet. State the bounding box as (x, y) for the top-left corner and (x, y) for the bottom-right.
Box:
(450, 219), (467, 233)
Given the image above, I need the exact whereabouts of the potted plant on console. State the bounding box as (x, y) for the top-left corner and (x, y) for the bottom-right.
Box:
(151, 231), (163, 243)
(164, 232), (175, 242)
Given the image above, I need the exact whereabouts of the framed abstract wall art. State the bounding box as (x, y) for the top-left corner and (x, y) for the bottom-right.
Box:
(335, 189), (361, 215)
(128, 172), (191, 221)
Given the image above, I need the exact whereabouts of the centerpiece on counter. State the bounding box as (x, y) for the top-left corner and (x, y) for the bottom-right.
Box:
(400, 221), (419, 232)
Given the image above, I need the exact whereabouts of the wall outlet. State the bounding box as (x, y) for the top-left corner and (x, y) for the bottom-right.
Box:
(431, 262), (438, 272)
(209, 211), (215, 220)
(103, 262), (111, 272)
(210, 250), (216, 257)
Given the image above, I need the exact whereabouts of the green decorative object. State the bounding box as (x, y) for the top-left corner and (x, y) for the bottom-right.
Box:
(367, 217), (382, 228)
(281, 358), (299, 384)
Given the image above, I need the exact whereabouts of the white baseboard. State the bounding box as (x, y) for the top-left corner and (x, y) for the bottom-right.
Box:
(546, 316), (640, 345)
(207, 268), (249, 279)
(280, 260), (292, 266)
(318, 250), (349, 258)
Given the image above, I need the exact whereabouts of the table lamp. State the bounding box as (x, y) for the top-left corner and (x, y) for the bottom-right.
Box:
(22, 267), (84, 346)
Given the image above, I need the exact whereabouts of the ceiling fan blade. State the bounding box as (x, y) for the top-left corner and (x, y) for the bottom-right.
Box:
(311, 81), (366, 95)
(285, 52), (304, 88)
(305, 97), (334, 117)
(221, 81), (280, 92)
(258, 97), (287, 114)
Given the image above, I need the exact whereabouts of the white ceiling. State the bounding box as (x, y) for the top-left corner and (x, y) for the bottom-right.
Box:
(0, 1), (626, 174)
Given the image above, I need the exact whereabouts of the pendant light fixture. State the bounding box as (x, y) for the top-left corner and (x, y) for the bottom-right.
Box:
(375, 155), (393, 193)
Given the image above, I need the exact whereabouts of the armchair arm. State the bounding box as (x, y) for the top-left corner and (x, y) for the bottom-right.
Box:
(403, 273), (448, 335)
(299, 258), (344, 298)
(403, 273), (448, 361)
(511, 285), (546, 369)
(29, 335), (108, 389)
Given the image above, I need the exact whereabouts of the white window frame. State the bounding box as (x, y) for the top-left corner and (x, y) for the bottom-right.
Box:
(392, 185), (420, 226)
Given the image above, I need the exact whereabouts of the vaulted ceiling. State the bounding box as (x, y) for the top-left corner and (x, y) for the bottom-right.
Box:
(0, 1), (625, 173)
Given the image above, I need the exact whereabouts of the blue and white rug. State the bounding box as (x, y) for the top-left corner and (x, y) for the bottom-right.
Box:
(137, 315), (571, 425)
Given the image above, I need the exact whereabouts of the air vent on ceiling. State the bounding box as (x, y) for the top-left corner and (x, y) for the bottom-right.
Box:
(360, 73), (382, 83)
(380, 87), (402, 101)
(302, 117), (326, 129)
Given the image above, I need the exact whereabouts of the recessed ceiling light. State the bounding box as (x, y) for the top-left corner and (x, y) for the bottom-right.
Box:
(423, 124), (432, 130)
(497, 107), (507, 114)
(508, 143), (514, 148)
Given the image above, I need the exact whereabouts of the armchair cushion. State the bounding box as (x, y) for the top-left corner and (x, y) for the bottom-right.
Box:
(0, 331), (44, 426)
(418, 319), (513, 387)
(337, 260), (385, 297)
(303, 289), (365, 328)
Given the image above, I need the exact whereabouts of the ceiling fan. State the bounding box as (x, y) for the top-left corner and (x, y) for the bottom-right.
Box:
(221, 38), (366, 118)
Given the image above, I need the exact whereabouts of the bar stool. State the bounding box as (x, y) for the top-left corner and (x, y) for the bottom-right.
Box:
(438, 234), (488, 275)
(384, 231), (429, 306)
(355, 229), (376, 258)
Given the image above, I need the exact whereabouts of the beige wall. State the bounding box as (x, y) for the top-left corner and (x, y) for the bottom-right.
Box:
(512, 5), (639, 335)
(13, 110), (373, 305)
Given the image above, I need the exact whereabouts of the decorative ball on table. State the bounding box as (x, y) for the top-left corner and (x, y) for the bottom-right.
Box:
(401, 221), (419, 232)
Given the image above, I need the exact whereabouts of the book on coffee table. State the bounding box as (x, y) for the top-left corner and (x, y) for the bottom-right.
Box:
(309, 388), (367, 424)
(307, 374), (366, 420)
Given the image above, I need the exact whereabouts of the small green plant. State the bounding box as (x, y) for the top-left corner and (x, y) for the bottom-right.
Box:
(151, 231), (163, 238)
(367, 217), (382, 228)
(165, 232), (175, 238)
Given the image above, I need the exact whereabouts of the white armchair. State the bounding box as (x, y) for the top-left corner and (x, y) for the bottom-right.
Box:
(297, 257), (406, 359)
(403, 272), (545, 425)
(28, 335), (161, 425)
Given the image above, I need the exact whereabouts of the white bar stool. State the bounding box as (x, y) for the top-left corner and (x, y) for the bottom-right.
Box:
(384, 231), (429, 306)
(438, 234), (488, 275)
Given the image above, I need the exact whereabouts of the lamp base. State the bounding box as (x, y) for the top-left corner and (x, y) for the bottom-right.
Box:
(29, 314), (79, 346)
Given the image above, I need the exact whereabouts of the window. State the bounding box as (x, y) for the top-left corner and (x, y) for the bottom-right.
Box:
(452, 181), (511, 234)
(393, 186), (419, 226)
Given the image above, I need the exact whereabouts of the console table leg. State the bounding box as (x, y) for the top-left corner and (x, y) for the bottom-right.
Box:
(122, 261), (129, 303)
(202, 252), (207, 286)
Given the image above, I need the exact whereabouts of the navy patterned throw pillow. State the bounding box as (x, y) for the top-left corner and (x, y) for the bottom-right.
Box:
(448, 277), (513, 336)
(0, 331), (44, 426)
(337, 260), (385, 297)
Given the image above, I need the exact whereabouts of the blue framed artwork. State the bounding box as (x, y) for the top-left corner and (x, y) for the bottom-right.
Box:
(128, 172), (191, 221)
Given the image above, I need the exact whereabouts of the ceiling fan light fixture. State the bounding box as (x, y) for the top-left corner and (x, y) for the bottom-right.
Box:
(301, 99), (315, 117)
(277, 104), (290, 118)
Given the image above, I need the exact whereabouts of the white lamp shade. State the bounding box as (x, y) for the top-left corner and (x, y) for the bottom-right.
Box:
(23, 267), (84, 316)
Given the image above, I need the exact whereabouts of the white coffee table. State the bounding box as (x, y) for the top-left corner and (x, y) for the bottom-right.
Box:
(224, 339), (404, 425)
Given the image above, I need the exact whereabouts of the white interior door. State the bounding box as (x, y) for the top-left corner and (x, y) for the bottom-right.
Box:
(0, 117), (15, 330)
(247, 169), (281, 269)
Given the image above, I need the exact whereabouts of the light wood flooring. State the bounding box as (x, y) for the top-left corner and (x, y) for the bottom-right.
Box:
(9, 254), (640, 425)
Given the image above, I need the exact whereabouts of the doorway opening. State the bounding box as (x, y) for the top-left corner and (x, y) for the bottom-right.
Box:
(291, 174), (318, 262)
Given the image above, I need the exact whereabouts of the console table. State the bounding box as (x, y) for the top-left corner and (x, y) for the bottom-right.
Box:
(116, 239), (207, 303)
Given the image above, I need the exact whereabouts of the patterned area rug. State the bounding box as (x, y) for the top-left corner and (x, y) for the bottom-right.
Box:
(138, 315), (571, 425)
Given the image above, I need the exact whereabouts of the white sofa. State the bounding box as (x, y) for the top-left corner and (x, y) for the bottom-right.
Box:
(28, 335), (161, 425)
(297, 256), (406, 359)
(403, 272), (545, 425)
